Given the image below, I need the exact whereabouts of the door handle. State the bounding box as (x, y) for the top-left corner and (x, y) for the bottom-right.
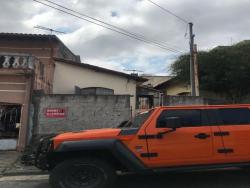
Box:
(194, 133), (210, 139)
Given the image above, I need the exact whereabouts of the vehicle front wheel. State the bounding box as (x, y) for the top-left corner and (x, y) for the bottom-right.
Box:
(49, 158), (116, 188)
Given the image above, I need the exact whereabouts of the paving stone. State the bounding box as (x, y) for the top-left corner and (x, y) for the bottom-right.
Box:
(0, 151), (45, 176)
(0, 151), (19, 174)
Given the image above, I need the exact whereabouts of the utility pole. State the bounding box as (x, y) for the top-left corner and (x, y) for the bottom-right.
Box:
(189, 22), (196, 96)
(193, 44), (200, 96)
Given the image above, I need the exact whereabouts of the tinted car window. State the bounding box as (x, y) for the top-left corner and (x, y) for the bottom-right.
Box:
(201, 108), (250, 126)
(131, 110), (153, 128)
(157, 109), (202, 128)
(218, 108), (250, 125)
(202, 109), (223, 125)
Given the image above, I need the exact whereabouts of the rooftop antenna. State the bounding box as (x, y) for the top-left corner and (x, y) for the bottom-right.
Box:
(34, 25), (66, 35)
(124, 69), (144, 73)
(124, 69), (144, 76)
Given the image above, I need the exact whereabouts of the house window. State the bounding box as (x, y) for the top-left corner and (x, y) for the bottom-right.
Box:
(40, 63), (45, 80)
(0, 56), (5, 68)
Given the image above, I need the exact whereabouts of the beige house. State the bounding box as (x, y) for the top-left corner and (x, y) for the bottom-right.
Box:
(53, 58), (146, 113)
(155, 77), (191, 96)
(142, 75), (173, 88)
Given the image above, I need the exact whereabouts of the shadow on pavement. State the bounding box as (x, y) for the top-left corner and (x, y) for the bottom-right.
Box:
(2, 169), (250, 188)
(116, 170), (250, 188)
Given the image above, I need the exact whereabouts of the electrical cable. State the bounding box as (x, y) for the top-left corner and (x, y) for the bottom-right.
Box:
(34, 0), (184, 53)
(146, 0), (189, 24)
(43, 0), (183, 52)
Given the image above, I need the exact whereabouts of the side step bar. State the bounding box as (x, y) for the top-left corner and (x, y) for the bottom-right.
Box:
(153, 162), (250, 173)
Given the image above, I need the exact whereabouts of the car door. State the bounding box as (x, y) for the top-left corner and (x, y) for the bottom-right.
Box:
(144, 108), (218, 168)
(212, 107), (250, 162)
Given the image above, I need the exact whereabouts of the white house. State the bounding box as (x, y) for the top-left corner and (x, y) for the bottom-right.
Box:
(52, 58), (147, 113)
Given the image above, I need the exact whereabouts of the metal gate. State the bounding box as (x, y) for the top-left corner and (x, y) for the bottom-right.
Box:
(0, 105), (21, 139)
(0, 105), (21, 150)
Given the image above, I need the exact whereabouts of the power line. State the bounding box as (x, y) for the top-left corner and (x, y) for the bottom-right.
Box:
(43, 0), (183, 52)
(146, 0), (189, 24)
(36, 0), (183, 53)
(34, 0), (183, 53)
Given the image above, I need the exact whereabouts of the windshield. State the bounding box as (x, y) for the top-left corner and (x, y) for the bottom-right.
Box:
(118, 109), (154, 128)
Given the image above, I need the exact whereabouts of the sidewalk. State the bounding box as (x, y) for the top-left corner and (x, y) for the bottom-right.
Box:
(0, 151), (46, 176)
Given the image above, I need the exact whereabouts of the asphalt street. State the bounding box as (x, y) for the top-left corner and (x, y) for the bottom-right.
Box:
(1, 170), (250, 188)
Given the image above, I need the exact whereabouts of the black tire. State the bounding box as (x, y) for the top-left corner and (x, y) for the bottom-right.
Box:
(49, 158), (116, 188)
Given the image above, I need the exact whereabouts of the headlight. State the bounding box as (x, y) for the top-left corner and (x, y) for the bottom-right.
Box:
(38, 134), (57, 153)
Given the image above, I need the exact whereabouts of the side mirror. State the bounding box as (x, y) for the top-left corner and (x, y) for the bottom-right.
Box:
(158, 117), (181, 129)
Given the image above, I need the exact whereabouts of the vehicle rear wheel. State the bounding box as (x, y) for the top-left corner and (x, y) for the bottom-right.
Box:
(49, 158), (116, 188)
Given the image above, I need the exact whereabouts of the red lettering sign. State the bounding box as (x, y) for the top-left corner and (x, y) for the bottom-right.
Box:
(45, 108), (67, 118)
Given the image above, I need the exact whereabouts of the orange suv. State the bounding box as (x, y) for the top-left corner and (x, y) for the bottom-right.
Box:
(35, 104), (250, 188)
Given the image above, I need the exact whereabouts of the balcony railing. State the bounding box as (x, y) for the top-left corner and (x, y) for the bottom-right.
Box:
(0, 53), (38, 70)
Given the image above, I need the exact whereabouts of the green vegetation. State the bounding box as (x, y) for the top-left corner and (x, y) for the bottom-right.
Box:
(171, 40), (250, 103)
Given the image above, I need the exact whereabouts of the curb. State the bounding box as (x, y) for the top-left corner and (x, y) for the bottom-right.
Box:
(1, 171), (49, 176)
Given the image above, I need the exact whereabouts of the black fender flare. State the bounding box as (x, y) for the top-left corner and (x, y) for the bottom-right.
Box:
(53, 139), (148, 172)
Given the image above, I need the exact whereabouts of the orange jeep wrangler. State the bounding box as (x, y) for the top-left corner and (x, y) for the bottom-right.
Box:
(35, 104), (250, 188)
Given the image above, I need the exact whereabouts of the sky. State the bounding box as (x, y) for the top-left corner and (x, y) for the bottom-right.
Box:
(1, 0), (250, 75)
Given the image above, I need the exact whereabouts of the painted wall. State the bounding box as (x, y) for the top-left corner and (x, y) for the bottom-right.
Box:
(0, 36), (79, 94)
(0, 39), (55, 93)
(53, 61), (137, 112)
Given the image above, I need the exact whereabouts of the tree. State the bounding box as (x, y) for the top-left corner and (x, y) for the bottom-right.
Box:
(171, 41), (250, 103)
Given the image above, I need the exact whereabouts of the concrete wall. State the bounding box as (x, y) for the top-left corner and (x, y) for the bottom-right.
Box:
(32, 94), (131, 135)
(163, 96), (226, 106)
(53, 61), (137, 113)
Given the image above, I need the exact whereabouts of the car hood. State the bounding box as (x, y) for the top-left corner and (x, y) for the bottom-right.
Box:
(53, 128), (121, 143)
